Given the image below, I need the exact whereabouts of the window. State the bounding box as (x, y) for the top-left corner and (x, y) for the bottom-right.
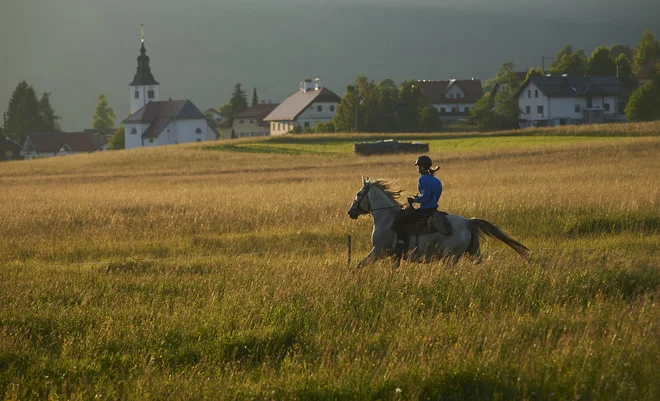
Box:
(239, 119), (244, 124)
(330, 105), (335, 112)
(195, 128), (202, 134)
(134, 90), (139, 99)
(537, 105), (544, 114)
(440, 107), (446, 113)
(525, 106), (531, 114)
(451, 107), (457, 113)
(528, 90), (531, 98)
(149, 138), (154, 143)
(603, 103), (610, 111)
(148, 90), (154, 99)
(317, 105), (322, 112)
(278, 123), (281, 130)
(575, 104), (581, 112)
(448, 93), (454, 99)
(534, 90), (538, 98)
(196, 139), (201, 142)
(131, 127), (138, 135)
(464, 107), (470, 113)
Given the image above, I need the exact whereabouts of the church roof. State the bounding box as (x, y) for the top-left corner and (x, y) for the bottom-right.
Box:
(129, 42), (159, 86)
(123, 100), (209, 139)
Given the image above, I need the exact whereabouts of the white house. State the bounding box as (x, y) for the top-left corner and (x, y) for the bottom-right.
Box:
(231, 103), (279, 139)
(123, 100), (218, 149)
(517, 76), (623, 127)
(122, 35), (217, 149)
(417, 79), (484, 120)
(22, 132), (108, 160)
(264, 78), (341, 135)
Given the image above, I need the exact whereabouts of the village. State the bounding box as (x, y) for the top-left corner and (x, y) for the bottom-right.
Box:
(1, 29), (659, 161)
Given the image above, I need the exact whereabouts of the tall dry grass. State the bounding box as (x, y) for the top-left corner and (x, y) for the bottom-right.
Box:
(0, 128), (658, 400)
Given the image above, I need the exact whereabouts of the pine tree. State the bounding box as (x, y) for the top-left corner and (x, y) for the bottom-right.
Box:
(252, 87), (259, 108)
(230, 83), (248, 116)
(633, 29), (660, 73)
(38, 92), (60, 131)
(5, 81), (42, 143)
(586, 46), (617, 76)
(93, 94), (116, 131)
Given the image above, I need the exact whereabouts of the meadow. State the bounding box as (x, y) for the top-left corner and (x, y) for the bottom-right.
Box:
(0, 122), (659, 400)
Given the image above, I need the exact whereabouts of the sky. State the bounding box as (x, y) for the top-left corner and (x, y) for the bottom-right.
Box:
(1, 0), (658, 130)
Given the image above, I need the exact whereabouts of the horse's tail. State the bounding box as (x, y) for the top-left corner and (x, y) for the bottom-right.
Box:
(467, 218), (531, 261)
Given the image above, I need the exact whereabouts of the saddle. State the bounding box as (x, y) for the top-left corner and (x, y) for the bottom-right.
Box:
(403, 211), (453, 236)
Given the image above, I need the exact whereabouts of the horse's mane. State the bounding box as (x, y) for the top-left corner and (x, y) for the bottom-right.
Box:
(369, 179), (403, 204)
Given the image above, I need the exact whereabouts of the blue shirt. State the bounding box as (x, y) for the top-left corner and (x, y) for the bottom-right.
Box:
(414, 174), (442, 209)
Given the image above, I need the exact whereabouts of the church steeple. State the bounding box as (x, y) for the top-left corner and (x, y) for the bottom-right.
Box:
(129, 25), (160, 114)
(129, 25), (159, 87)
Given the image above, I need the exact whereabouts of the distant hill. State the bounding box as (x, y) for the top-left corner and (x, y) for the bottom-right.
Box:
(1, 0), (658, 130)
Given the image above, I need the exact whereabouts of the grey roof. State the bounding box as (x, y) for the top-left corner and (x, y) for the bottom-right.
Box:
(517, 76), (622, 98)
(264, 87), (341, 121)
(24, 132), (107, 153)
(122, 100), (209, 139)
(129, 42), (159, 86)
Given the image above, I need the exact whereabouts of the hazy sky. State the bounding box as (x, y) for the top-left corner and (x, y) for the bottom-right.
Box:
(1, 0), (658, 130)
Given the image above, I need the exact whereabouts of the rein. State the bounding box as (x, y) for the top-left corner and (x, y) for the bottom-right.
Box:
(353, 183), (402, 214)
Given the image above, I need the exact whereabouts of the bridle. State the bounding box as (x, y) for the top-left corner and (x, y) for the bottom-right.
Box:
(351, 183), (402, 214)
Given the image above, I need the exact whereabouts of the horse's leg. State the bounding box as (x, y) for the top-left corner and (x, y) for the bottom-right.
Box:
(466, 224), (483, 264)
(356, 247), (387, 268)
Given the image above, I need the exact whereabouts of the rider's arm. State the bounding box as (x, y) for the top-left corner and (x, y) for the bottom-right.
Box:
(414, 177), (432, 204)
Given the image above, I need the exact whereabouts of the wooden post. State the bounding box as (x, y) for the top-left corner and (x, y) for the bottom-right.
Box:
(347, 235), (352, 266)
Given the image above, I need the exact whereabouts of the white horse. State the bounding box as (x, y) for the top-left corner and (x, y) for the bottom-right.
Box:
(347, 178), (530, 268)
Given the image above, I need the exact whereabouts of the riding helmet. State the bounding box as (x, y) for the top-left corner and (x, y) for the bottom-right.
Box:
(414, 155), (432, 167)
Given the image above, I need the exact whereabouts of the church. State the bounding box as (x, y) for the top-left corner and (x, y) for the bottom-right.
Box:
(122, 32), (217, 149)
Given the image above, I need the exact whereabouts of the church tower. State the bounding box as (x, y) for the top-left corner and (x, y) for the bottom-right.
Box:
(129, 26), (159, 114)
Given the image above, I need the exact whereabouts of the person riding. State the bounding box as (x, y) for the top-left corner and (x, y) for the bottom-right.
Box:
(391, 155), (443, 265)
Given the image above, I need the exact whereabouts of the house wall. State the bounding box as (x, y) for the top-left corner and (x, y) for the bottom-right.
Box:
(232, 118), (270, 139)
(267, 101), (338, 135)
(124, 123), (151, 149)
(129, 85), (160, 114)
(518, 81), (550, 122)
(156, 119), (213, 145)
(269, 121), (296, 136)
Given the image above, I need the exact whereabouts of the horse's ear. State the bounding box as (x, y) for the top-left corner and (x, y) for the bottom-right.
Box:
(365, 176), (370, 183)
(361, 175), (364, 183)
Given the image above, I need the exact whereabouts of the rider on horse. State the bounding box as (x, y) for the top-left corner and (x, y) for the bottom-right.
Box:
(391, 155), (443, 265)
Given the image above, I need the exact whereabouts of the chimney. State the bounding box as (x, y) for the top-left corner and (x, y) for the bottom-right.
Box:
(314, 78), (323, 90)
(300, 79), (313, 92)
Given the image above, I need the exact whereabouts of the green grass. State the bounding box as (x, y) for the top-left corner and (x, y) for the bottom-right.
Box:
(206, 134), (632, 155)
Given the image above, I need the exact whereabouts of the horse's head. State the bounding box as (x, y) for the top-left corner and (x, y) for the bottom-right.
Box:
(348, 177), (372, 219)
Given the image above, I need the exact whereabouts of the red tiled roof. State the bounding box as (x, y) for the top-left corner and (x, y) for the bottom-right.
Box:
(264, 87), (341, 121)
(417, 79), (484, 104)
(25, 132), (107, 153)
(637, 58), (660, 80)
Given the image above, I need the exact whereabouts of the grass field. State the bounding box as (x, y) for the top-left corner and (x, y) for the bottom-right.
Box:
(0, 122), (659, 400)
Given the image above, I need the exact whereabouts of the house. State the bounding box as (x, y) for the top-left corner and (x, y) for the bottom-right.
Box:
(416, 79), (484, 120)
(637, 58), (660, 85)
(516, 75), (623, 127)
(231, 103), (279, 139)
(1, 136), (23, 161)
(264, 78), (341, 135)
(22, 132), (108, 160)
(123, 100), (218, 149)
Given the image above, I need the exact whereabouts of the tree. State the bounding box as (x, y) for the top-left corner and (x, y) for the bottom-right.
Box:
(314, 121), (334, 133)
(38, 92), (60, 131)
(524, 67), (545, 83)
(377, 78), (397, 89)
(333, 85), (358, 132)
(230, 83), (248, 116)
(609, 44), (634, 60)
(108, 126), (125, 150)
(5, 81), (41, 144)
(550, 49), (588, 76)
(625, 65), (660, 121)
(495, 62), (520, 89)
(633, 29), (660, 73)
(419, 105), (441, 132)
(549, 45), (574, 71)
(376, 85), (398, 132)
(396, 80), (426, 132)
(251, 87), (259, 108)
(218, 103), (233, 120)
(586, 46), (617, 76)
(93, 94), (116, 131)
(470, 93), (494, 129)
(615, 54), (639, 103)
